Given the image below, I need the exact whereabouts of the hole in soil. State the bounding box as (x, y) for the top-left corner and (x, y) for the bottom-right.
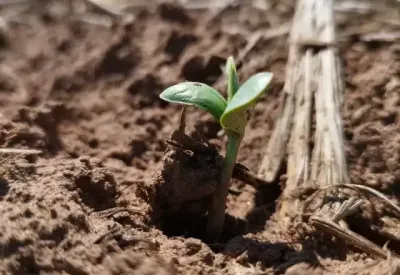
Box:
(365, 41), (385, 50)
(110, 152), (131, 166)
(56, 40), (71, 53)
(382, 112), (396, 125)
(246, 183), (282, 231)
(109, 141), (149, 165)
(0, 74), (16, 93)
(0, 177), (10, 199)
(52, 74), (83, 93)
(88, 138), (99, 148)
(0, 238), (33, 258)
(39, 224), (68, 244)
(164, 32), (197, 61)
(182, 55), (225, 86)
(344, 129), (353, 141)
(96, 34), (138, 77)
(347, 215), (400, 254)
(158, 3), (192, 25)
(0, 33), (8, 49)
(245, 162), (285, 232)
(130, 139), (148, 158)
(127, 73), (167, 108)
(389, 182), (400, 197)
(157, 209), (246, 250)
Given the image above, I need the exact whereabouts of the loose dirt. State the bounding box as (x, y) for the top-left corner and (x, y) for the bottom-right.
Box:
(0, 0), (399, 274)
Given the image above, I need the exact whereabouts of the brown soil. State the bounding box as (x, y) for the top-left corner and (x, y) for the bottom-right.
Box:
(0, 0), (399, 274)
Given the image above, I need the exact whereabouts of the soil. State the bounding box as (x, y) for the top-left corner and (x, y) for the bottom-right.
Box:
(0, 0), (399, 274)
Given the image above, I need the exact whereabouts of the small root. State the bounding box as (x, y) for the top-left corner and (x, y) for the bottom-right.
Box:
(94, 225), (158, 251)
(97, 207), (147, 218)
(94, 225), (121, 244)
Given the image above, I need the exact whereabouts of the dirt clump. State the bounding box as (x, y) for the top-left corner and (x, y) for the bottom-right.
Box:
(152, 144), (219, 238)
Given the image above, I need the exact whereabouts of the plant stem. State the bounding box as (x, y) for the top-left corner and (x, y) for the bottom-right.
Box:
(206, 131), (242, 241)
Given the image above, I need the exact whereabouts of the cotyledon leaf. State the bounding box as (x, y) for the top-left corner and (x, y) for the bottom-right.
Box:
(159, 82), (227, 121)
(225, 56), (240, 102)
(221, 72), (273, 135)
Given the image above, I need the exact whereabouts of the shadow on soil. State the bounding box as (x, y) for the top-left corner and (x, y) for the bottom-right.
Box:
(222, 236), (322, 274)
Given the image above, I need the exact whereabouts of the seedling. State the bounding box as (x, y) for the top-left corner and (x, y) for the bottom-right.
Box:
(159, 56), (273, 240)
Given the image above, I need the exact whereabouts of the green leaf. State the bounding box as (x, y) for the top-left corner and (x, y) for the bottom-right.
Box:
(221, 72), (273, 134)
(225, 56), (239, 102)
(159, 82), (227, 121)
